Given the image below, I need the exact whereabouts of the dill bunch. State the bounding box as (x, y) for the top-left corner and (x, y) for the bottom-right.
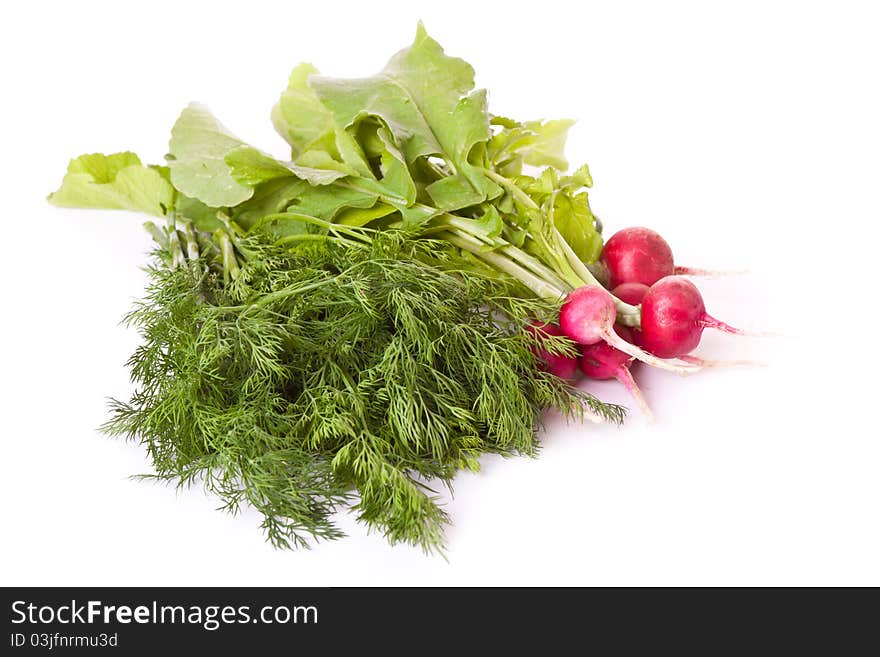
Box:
(104, 233), (621, 552)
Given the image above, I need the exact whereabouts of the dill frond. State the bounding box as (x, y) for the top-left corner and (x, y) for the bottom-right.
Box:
(105, 233), (622, 552)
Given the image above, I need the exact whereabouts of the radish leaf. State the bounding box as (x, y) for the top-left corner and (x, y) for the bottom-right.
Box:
(49, 152), (174, 217)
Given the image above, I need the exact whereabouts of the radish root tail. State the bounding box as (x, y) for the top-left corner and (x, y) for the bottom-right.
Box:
(616, 366), (654, 423)
(602, 330), (701, 375)
(701, 315), (780, 338)
(679, 355), (767, 368)
(674, 266), (751, 277)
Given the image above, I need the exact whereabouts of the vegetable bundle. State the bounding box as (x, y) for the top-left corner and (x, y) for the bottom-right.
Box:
(51, 24), (746, 551)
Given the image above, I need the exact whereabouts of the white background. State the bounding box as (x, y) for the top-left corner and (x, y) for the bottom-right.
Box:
(1, 0), (878, 586)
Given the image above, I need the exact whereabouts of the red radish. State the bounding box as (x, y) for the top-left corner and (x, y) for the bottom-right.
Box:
(611, 282), (650, 306)
(602, 227), (739, 287)
(526, 322), (581, 381)
(559, 286), (698, 374)
(613, 281), (763, 366)
(639, 276), (746, 358)
(580, 325), (653, 421)
(602, 227), (674, 287)
(611, 282), (649, 345)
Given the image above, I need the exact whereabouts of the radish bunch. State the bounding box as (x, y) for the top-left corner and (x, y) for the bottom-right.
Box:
(533, 226), (752, 420)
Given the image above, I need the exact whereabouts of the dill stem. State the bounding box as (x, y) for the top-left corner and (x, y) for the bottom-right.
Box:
(275, 234), (369, 249)
(260, 213), (374, 244)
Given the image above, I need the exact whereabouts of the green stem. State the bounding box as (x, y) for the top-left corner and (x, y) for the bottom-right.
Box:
(259, 213), (374, 244)
(442, 231), (565, 300)
(550, 225), (640, 326)
(183, 222), (200, 261)
(143, 221), (169, 250)
(275, 234), (369, 249)
(537, 229), (584, 290)
(484, 169), (539, 211)
(543, 191), (586, 288)
(485, 168), (641, 326)
(252, 278), (333, 307)
(485, 170), (586, 289)
(167, 228), (185, 269)
(215, 230), (240, 282)
(437, 216), (572, 292)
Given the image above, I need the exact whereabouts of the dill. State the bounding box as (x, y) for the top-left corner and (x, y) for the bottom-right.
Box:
(104, 234), (621, 552)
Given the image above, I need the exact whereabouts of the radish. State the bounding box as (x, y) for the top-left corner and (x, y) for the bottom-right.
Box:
(602, 227), (738, 287)
(580, 325), (653, 420)
(611, 282), (649, 346)
(526, 322), (581, 381)
(639, 276), (746, 358)
(611, 282), (650, 306)
(613, 281), (761, 367)
(559, 286), (697, 374)
(602, 227), (674, 287)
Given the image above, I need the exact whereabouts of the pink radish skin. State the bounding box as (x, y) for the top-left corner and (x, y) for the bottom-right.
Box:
(611, 282), (650, 306)
(579, 325), (635, 378)
(611, 282), (649, 346)
(559, 286), (698, 374)
(526, 322), (581, 381)
(639, 276), (746, 359)
(580, 326), (654, 421)
(602, 227), (739, 286)
(613, 281), (763, 367)
(602, 227), (674, 287)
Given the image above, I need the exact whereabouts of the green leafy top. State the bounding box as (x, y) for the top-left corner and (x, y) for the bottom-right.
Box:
(50, 23), (607, 298)
(302, 23), (501, 210)
(167, 103), (346, 208)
